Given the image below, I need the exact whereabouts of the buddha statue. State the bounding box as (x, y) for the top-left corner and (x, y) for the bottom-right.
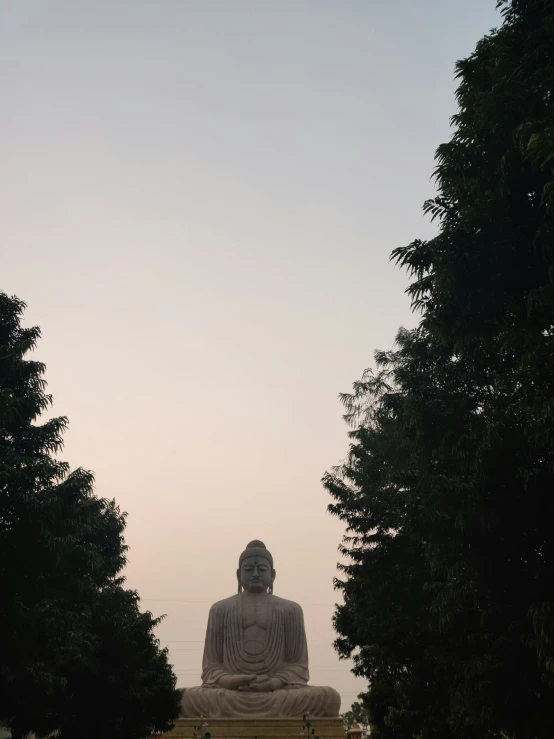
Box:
(180, 540), (341, 718)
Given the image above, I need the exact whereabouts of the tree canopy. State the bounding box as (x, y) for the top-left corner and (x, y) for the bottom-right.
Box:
(342, 696), (370, 731)
(325, 1), (554, 737)
(0, 292), (181, 738)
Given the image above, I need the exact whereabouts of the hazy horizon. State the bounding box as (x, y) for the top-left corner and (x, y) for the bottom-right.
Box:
(2, 0), (502, 708)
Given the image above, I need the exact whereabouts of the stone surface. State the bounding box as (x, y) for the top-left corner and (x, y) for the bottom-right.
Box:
(180, 540), (341, 718)
(165, 717), (346, 738)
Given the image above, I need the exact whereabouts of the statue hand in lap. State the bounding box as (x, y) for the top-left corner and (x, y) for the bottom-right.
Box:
(219, 674), (257, 690)
(238, 675), (284, 692)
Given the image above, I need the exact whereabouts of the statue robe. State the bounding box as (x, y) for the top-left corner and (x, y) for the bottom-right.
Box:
(180, 594), (340, 718)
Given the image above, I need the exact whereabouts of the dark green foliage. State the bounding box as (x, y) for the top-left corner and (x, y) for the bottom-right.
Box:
(54, 587), (181, 739)
(342, 696), (370, 731)
(0, 293), (181, 738)
(325, 1), (554, 737)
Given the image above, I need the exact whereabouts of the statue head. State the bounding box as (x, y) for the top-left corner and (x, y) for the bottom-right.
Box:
(237, 540), (276, 594)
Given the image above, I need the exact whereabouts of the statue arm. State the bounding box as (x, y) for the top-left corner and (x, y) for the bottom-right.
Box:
(201, 601), (256, 690)
(200, 604), (228, 686)
(274, 603), (310, 687)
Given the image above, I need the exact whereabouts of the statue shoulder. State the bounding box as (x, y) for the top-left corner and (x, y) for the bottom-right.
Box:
(270, 594), (304, 615)
(209, 594), (240, 613)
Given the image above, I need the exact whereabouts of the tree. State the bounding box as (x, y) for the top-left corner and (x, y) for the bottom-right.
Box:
(0, 293), (181, 738)
(325, 1), (554, 737)
(53, 587), (181, 739)
(342, 696), (370, 731)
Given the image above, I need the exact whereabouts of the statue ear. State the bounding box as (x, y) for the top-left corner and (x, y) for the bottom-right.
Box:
(236, 569), (242, 593)
(270, 568), (276, 594)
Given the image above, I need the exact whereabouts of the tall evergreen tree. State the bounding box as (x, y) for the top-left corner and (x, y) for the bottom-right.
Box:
(325, 1), (554, 737)
(0, 293), (181, 738)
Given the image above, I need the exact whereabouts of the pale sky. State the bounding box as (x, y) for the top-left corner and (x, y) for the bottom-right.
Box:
(2, 0), (501, 710)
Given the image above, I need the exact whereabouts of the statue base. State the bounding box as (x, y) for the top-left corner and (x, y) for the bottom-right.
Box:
(163, 717), (346, 739)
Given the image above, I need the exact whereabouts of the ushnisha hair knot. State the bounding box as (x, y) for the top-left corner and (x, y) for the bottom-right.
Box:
(238, 540), (274, 568)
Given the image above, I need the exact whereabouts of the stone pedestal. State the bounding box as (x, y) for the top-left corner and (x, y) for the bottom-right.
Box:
(163, 717), (346, 739)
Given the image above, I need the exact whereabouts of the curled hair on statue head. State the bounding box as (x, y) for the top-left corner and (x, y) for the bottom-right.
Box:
(238, 540), (274, 568)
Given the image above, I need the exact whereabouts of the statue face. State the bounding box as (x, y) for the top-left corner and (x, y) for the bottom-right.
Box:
(238, 555), (275, 593)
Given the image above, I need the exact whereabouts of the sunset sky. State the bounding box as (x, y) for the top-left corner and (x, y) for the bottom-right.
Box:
(2, 0), (501, 707)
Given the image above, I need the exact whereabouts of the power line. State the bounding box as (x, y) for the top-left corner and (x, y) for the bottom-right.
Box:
(161, 640), (335, 644)
(143, 598), (337, 606)
(168, 647), (335, 651)
(173, 666), (352, 672)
